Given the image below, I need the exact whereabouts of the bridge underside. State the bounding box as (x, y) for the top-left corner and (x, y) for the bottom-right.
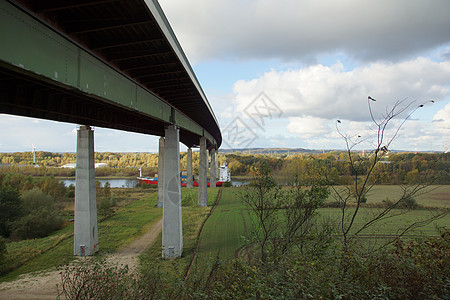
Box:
(0, 0), (221, 149)
(0, 63), (200, 147)
(0, 0), (220, 260)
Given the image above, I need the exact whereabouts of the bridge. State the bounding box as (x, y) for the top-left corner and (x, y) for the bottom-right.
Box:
(0, 0), (222, 258)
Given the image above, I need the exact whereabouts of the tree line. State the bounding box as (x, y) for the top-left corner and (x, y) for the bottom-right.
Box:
(227, 151), (450, 184)
(0, 151), (449, 184)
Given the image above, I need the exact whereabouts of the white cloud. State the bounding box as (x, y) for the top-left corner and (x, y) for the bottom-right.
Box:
(158, 0), (450, 64)
(0, 115), (160, 153)
(433, 102), (450, 132)
(0, 116), (77, 152)
(232, 58), (450, 122)
(287, 116), (331, 138)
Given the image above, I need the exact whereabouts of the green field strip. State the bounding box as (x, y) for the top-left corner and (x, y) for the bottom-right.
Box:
(317, 207), (449, 237)
(197, 188), (250, 259)
(328, 185), (450, 208)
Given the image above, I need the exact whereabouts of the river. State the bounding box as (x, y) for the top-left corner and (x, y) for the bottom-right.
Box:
(60, 178), (249, 188)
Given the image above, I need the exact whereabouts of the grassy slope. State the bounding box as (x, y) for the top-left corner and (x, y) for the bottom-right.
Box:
(1, 188), (161, 282)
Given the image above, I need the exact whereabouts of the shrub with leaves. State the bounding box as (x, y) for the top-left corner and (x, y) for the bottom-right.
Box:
(373, 229), (450, 299)
(0, 236), (6, 264)
(242, 164), (330, 266)
(58, 259), (136, 300)
(0, 186), (23, 237)
(10, 188), (64, 240)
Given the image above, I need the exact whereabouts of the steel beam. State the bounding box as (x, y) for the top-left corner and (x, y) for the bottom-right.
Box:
(0, 0), (219, 148)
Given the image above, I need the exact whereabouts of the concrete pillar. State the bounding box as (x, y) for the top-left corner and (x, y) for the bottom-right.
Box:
(157, 137), (165, 207)
(186, 148), (193, 188)
(198, 137), (208, 207)
(162, 125), (183, 258)
(74, 125), (98, 256)
(215, 150), (219, 180)
(210, 147), (217, 187)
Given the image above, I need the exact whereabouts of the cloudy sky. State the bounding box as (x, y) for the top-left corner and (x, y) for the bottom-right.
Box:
(1, 0), (449, 153)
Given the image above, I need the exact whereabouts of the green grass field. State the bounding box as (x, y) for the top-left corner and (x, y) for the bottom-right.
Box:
(318, 207), (449, 236)
(1, 184), (447, 283)
(196, 188), (251, 259)
(193, 185), (449, 263)
(345, 185), (450, 208)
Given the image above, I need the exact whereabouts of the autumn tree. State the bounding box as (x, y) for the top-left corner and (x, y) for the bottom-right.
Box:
(242, 163), (329, 267)
(327, 97), (446, 252)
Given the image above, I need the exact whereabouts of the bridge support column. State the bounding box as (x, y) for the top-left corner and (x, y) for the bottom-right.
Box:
(162, 125), (182, 258)
(210, 147), (217, 187)
(157, 137), (165, 207)
(74, 125), (98, 256)
(215, 150), (219, 181)
(186, 148), (193, 188)
(198, 137), (208, 207)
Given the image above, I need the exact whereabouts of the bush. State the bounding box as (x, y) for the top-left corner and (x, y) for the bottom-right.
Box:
(136, 182), (157, 189)
(0, 186), (23, 237)
(57, 230), (450, 300)
(58, 259), (136, 300)
(8, 188), (64, 240)
(222, 181), (232, 187)
(10, 208), (64, 240)
(369, 230), (450, 299)
(98, 195), (117, 219)
(21, 188), (54, 213)
(401, 197), (418, 209)
(65, 184), (75, 199)
(383, 197), (419, 209)
(0, 236), (6, 264)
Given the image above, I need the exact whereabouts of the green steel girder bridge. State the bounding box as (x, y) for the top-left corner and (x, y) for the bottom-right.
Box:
(0, 0), (221, 149)
(0, 0), (222, 258)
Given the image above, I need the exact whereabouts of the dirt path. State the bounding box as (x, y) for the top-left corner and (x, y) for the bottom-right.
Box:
(105, 218), (162, 270)
(0, 218), (162, 300)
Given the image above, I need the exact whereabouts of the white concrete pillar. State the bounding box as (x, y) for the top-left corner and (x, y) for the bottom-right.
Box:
(198, 137), (208, 207)
(187, 148), (193, 188)
(210, 147), (217, 187)
(162, 125), (183, 258)
(215, 150), (219, 180)
(157, 137), (165, 207)
(74, 125), (98, 256)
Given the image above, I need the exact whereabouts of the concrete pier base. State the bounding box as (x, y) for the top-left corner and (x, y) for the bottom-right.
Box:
(74, 125), (98, 256)
(198, 137), (208, 207)
(162, 125), (183, 258)
(186, 148), (193, 188)
(210, 147), (217, 187)
(157, 137), (165, 207)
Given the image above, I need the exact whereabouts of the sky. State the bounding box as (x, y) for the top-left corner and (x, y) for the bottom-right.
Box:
(1, 0), (449, 153)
